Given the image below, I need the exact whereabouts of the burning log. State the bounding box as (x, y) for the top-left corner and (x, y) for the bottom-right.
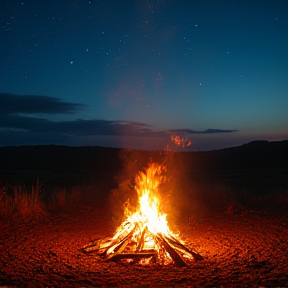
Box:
(136, 225), (147, 252)
(105, 224), (138, 260)
(81, 163), (202, 267)
(81, 241), (100, 253)
(163, 234), (203, 261)
(106, 252), (157, 262)
(81, 227), (201, 267)
(155, 233), (187, 267)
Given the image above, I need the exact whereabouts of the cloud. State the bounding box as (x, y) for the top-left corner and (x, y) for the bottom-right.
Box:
(168, 128), (238, 134)
(0, 92), (238, 147)
(0, 92), (86, 115)
(0, 114), (152, 136)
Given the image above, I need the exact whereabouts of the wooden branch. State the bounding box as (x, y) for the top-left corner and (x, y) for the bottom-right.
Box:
(156, 233), (187, 267)
(106, 252), (156, 262)
(81, 243), (100, 253)
(105, 224), (136, 255)
(164, 234), (203, 261)
(106, 224), (138, 256)
(136, 225), (147, 252)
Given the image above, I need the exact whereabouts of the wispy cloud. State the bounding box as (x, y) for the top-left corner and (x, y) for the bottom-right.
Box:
(0, 92), (86, 115)
(0, 115), (152, 136)
(0, 93), (238, 146)
(168, 128), (238, 134)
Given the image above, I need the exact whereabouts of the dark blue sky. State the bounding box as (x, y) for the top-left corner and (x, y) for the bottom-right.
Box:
(0, 0), (287, 150)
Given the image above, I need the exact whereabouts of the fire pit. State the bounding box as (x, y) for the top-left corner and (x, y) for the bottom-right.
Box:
(81, 163), (202, 267)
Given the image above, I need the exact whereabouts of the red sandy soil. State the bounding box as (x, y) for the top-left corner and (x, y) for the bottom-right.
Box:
(1, 205), (288, 287)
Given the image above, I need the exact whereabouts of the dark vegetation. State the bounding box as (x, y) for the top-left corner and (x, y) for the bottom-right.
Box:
(0, 140), (287, 222)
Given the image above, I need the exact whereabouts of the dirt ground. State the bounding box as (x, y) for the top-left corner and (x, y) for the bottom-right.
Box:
(1, 204), (288, 288)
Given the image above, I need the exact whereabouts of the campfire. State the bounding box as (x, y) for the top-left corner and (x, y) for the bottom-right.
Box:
(81, 162), (202, 267)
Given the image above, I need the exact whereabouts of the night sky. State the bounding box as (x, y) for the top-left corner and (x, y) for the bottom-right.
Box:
(1, 0), (287, 150)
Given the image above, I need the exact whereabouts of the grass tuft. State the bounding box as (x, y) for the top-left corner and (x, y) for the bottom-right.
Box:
(48, 188), (67, 212)
(0, 185), (13, 219)
(11, 179), (47, 221)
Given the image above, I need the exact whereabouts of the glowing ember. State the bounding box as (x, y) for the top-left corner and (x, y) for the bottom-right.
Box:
(170, 134), (191, 148)
(81, 163), (202, 266)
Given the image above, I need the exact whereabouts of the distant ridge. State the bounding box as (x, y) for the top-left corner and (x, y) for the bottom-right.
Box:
(1, 140), (287, 170)
(0, 140), (287, 188)
(192, 140), (288, 169)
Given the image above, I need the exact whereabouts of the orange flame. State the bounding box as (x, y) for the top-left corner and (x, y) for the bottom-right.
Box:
(125, 163), (170, 235)
(117, 164), (171, 237)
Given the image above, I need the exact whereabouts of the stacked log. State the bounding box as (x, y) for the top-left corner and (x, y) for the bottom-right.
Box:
(81, 221), (202, 267)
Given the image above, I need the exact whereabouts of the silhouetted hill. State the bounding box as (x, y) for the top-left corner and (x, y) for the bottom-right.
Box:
(0, 140), (287, 188)
(0, 145), (120, 171)
(190, 140), (288, 170)
(0, 145), (121, 186)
